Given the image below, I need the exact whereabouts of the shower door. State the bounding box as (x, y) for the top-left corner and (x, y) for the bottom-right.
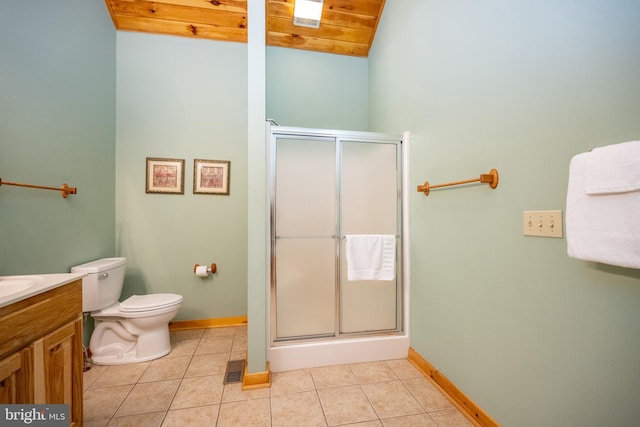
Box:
(270, 127), (402, 343)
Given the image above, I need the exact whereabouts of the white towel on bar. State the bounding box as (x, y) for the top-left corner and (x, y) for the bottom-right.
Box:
(584, 140), (640, 194)
(566, 143), (640, 269)
(345, 234), (396, 281)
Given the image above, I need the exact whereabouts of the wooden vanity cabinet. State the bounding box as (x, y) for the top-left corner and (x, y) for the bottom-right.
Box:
(0, 347), (32, 403)
(0, 279), (83, 426)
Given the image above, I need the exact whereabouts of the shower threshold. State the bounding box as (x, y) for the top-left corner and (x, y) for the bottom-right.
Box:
(269, 332), (409, 372)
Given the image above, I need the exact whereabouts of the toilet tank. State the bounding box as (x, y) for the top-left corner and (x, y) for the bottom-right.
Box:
(71, 257), (126, 312)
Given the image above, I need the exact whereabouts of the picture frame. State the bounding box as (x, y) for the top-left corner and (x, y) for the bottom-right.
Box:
(193, 159), (230, 195)
(145, 157), (185, 194)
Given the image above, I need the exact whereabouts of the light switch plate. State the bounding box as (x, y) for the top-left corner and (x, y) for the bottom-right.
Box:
(523, 210), (563, 238)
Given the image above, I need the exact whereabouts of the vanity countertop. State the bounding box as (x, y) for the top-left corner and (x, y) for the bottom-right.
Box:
(0, 272), (85, 309)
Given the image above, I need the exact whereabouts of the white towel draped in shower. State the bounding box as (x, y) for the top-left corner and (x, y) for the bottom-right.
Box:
(345, 235), (396, 281)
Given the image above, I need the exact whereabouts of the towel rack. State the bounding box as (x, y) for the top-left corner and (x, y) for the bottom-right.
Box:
(417, 169), (499, 196)
(0, 178), (77, 198)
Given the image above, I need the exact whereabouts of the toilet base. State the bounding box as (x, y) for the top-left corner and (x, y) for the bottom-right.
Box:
(89, 317), (174, 365)
(91, 347), (171, 365)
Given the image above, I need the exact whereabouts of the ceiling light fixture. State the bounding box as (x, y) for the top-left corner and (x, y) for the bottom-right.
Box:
(293, 0), (324, 29)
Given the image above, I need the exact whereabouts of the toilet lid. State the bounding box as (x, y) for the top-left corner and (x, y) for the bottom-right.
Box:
(120, 293), (183, 312)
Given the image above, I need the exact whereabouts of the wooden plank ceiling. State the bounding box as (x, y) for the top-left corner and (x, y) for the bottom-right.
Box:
(105, 0), (385, 57)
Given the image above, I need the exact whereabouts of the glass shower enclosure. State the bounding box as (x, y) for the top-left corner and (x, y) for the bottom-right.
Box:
(269, 126), (404, 347)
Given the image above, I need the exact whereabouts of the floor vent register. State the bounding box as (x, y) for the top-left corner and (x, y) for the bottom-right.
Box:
(224, 359), (245, 384)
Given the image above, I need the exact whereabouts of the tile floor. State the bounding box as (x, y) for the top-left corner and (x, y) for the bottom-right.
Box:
(83, 326), (473, 426)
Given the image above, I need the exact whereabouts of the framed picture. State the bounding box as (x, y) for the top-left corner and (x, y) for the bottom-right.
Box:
(145, 157), (185, 194)
(194, 159), (230, 195)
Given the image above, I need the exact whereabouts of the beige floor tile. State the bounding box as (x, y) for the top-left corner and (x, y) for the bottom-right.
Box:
(83, 364), (109, 390)
(271, 390), (327, 427)
(231, 333), (248, 352)
(233, 325), (247, 336)
(341, 422), (383, 427)
(162, 405), (220, 427)
(222, 382), (270, 403)
(83, 328), (465, 427)
(385, 359), (423, 380)
(84, 384), (134, 421)
(381, 413), (438, 426)
(195, 336), (234, 355)
(115, 379), (180, 417)
(84, 420), (110, 427)
(402, 377), (455, 412)
(184, 353), (229, 377)
(170, 329), (204, 341)
(317, 385), (378, 426)
(106, 411), (166, 427)
(428, 409), (474, 427)
(270, 368), (316, 396)
(217, 398), (271, 427)
(139, 356), (191, 382)
(230, 350), (247, 361)
(362, 380), (424, 419)
(170, 374), (225, 409)
(311, 364), (358, 389)
(165, 338), (199, 358)
(89, 362), (150, 388)
(203, 327), (236, 338)
(350, 361), (398, 384)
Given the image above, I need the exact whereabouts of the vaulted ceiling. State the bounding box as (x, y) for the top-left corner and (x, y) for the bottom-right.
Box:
(105, 0), (386, 57)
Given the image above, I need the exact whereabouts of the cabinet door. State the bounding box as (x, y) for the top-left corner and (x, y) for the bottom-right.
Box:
(34, 318), (83, 426)
(0, 348), (32, 403)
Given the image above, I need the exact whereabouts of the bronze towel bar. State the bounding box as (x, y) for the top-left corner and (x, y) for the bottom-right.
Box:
(0, 178), (77, 198)
(417, 169), (499, 196)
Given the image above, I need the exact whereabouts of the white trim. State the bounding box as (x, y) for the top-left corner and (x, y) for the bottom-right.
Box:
(269, 334), (409, 372)
(402, 131), (411, 340)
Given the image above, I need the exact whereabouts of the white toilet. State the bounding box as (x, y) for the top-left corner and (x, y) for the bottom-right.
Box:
(71, 257), (183, 365)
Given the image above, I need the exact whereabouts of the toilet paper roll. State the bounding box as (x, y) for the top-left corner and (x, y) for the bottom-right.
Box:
(195, 265), (209, 277)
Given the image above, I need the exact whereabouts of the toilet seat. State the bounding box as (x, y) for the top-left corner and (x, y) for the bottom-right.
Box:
(120, 294), (183, 312)
(92, 293), (183, 318)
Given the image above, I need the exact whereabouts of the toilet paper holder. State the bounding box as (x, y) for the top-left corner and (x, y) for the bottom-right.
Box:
(194, 263), (217, 275)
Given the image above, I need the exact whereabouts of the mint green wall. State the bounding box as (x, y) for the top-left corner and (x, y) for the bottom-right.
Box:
(115, 32), (248, 321)
(369, 1), (640, 426)
(266, 47), (369, 130)
(0, 1), (116, 275)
